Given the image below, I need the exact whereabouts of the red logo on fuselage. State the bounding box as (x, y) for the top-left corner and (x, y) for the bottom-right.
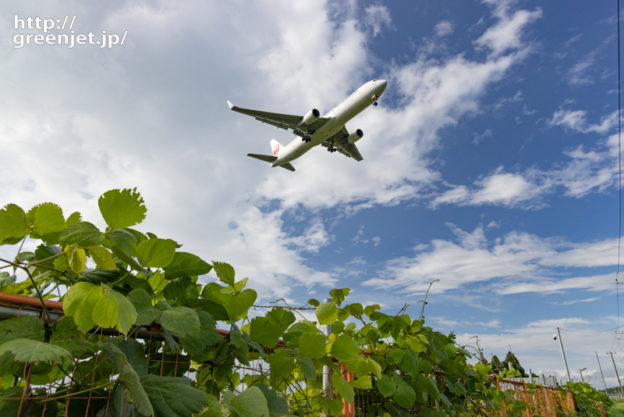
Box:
(273, 144), (280, 156)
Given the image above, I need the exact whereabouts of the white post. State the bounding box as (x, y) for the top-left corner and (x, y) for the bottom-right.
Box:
(556, 327), (571, 382)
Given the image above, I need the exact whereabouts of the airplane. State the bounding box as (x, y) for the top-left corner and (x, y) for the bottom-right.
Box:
(227, 79), (387, 171)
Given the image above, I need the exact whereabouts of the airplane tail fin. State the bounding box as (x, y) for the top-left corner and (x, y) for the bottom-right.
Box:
(270, 139), (282, 157)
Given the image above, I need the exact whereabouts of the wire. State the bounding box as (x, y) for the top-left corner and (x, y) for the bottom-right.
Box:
(617, 0), (623, 332)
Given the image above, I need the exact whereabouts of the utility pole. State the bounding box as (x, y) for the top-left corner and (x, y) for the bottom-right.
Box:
(609, 351), (624, 399)
(596, 352), (608, 391)
(579, 368), (587, 383)
(555, 327), (571, 382)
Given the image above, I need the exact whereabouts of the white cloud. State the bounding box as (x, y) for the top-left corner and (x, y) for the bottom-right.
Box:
(549, 108), (618, 134)
(432, 131), (619, 208)
(434, 20), (453, 37)
(363, 5), (392, 37)
(364, 224), (618, 295)
(475, 3), (542, 57)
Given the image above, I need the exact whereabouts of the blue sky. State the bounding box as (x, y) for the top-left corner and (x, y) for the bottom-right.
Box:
(1, 0), (623, 388)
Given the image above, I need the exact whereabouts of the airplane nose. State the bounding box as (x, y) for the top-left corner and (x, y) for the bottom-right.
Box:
(377, 79), (387, 93)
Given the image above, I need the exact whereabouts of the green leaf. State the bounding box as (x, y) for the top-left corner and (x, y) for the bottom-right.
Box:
(332, 373), (354, 403)
(59, 221), (102, 246)
(0, 204), (28, 243)
(352, 376), (372, 389)
(137, 238), (176, 268)
(329, 288), (350, 306)
(66, 246), (86, 273)
(268, 349), (294, 387)
(265, 308), (296, 333)
(0, 338), (71, 364)
(63, 282), (103, 332)
(331, 335), (360, 362)
(225, 289), (257, 321)
(105, 228), (138, 256)
(213, 261), (235, 285)
(98, 188), (147, 229)
(393, 377), (416, 409)
(66, 211), (82, 226)
(88, 245), (117, 270)
(227, 386), (270, 417)
(100, 340), (154, 416)
(127, 288), (159, 326)
(31, 203), (65, 235)
(112, 338), (148, 377)
(93, 287), (138, 334)
(377, 375), (396, 397)
(250, 317), (282, 348)
(164, 252), (212, 278)
(180, 311), (220, 357)
(148, 270), (169, 293)
(157, 306), (200, 338)
(298, 332), (326, 359)
(0, 272), (15, 288)
(307, 298), (320, 307)
(297, 356), (316, 380)
(256, 383), (289, 417)
(142, 375), (208, 417)
(315, 301), (338, 325)
(0, 315), (44, 344)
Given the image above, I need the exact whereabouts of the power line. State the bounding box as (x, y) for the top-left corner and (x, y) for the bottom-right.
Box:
(616, 0), (623, 332)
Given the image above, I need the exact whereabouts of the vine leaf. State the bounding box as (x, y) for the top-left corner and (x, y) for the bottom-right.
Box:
(332, 373), (354, 403)
(298, 332), (326, 359)
(98, 188), (147, 229)
(137, 238), (176, 268)
(100, 341), (154, 416)
(63, 282), (137, 334)
(0, 315), (44, 343)
(157, 306), (200, 338)
(0, 204), (28, 244)
(30, 203), (65, 236)
(212, 261), (235, 286)
(0, 338), (71, 365)
(250, 316), (282, 348)
(164, 252), (212, 278)
(88, 245), (117, 270)
(315, 301), (337, 325)
(331, 335), (360, 362)
(60, 221), (103, 247)
(226, 386), (270, 417)
(142, 375), (208, 417)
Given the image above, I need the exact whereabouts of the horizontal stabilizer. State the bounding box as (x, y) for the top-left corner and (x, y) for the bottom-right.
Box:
(247, 153), (277, 163)
(280, 162), (295, 172)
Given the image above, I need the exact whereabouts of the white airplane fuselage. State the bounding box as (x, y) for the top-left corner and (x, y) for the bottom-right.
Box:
(272, 79), (387, 167)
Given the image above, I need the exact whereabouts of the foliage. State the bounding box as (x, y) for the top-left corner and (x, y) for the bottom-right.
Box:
(0, 189), (527, 416)
(564, 381), (611, 417)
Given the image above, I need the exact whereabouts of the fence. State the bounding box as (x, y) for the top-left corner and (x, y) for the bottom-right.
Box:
(494, 377), (577, 417)
(0, 293), (579, 417)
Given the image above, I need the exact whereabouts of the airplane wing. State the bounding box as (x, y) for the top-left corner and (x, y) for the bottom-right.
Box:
(227, 101), (329, 136)
(322, 127), (363, 161)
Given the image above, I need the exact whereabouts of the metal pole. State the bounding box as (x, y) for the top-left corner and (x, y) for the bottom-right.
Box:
(596, 352), (608, 391)
(529, 368), (534, 384)
(579, 368), (586, 383)
(556, 327), (571, 382)
(609, 351), (624, 399)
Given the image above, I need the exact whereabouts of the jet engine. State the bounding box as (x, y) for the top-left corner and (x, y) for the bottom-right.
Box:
(299, 108), (320, 126)
(347, 129), (364, 144)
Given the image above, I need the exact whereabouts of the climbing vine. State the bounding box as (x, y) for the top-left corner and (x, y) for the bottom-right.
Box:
(0, 188), (525, 416)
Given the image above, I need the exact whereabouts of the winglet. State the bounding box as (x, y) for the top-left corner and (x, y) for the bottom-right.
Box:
(226, 100), (234, 110)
